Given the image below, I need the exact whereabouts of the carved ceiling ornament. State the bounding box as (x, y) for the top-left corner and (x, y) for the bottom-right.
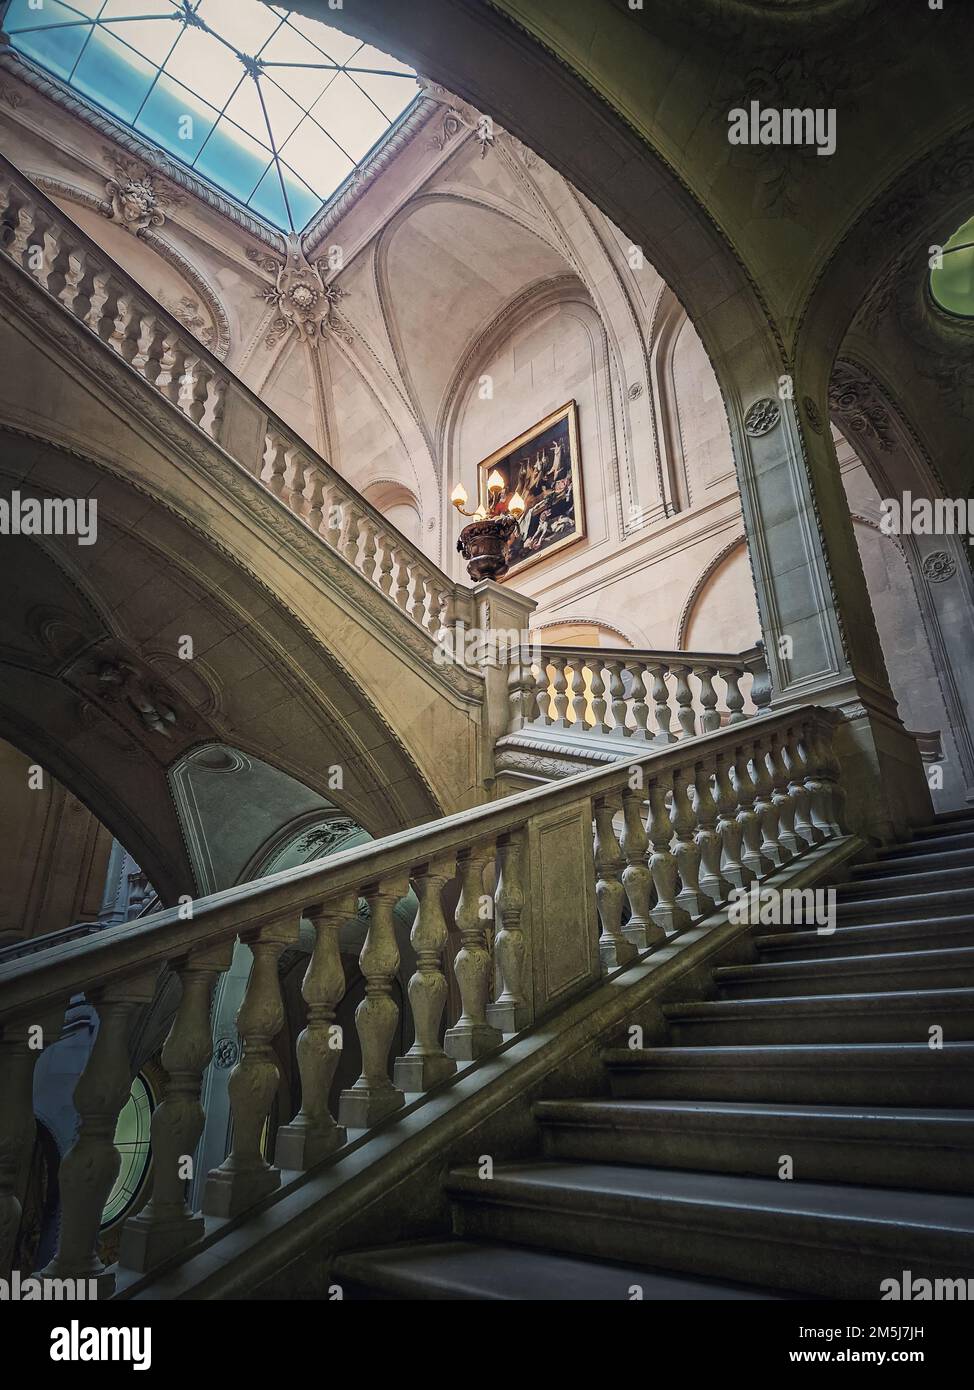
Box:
(418, 78), (495, 159)
(743, 397), (781, 436)
(827, 363), (896, 452)
(101, 148), (183, 237)
(922, 550), (957, 584)
(248, 235), (350, 350)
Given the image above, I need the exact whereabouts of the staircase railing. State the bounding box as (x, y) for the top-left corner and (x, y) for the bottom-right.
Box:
(0, 155), (471, 642)
(509, 642), (771, 739)
(0, 705), (847, 1288)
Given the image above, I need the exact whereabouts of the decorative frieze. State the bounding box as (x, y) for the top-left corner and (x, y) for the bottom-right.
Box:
(247, 236), (349, 349)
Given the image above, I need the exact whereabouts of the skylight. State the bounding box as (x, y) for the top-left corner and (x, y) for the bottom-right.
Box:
(4, 0), (419, 233)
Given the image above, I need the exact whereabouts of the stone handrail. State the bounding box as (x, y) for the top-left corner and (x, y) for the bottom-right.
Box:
(0, 705), (846, 1288)
(0, 155), (472, 641)
(510, 641), (771, 739)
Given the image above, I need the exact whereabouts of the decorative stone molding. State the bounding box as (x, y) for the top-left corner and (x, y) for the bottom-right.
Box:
(247, 237), (349, 349)
(803, 395), (824, 433)
(213, 1038), (238, 1070)
(102, 148), (184, 236)
(420, 80), (494, 158)
(159, 294), (217, 353)
(828, 363), (896, 452)
(743, 397), (781, 436)
(922, 551), (957, 584)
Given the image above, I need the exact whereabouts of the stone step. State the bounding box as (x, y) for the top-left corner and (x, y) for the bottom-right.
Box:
(662, 987), (974, 1045)
(446, 1162), (974, 1299)
(852, 846), (974, 877)
(836, 865), (974, 898)
(833, 886), (974, 923)
(331, 1238), (790, 1300)
(878, 829), (974, 857)
(753, 915), (974, 961)
(603, 1042), (974, 1105)
(913, 813), (974, 839)
(715, 946), (974, 997)
(535, 1098), (974, 1192)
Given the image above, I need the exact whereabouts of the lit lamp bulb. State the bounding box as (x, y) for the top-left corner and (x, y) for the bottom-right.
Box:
(486, 469), (505, 496)
(473, 504), (487, 520)
(508, 490), (526, 518)
(450, 481), (468, 511)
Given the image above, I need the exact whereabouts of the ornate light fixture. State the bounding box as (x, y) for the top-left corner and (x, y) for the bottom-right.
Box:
(451, 471), (526, 581)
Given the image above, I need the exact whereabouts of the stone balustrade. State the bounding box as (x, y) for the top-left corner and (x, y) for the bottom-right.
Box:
(510, 642), (772, 740)
(0, 157), (472, 642)
(0, 706), (845, 1289)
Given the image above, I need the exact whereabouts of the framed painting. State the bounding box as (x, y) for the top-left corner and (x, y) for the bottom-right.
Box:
(476, 400), (584, 577)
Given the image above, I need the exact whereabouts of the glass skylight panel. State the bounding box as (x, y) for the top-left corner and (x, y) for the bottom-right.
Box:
(6, 0), (420, 233)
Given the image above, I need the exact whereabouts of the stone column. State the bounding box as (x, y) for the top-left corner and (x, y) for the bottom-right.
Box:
(445, 845), (504, 1060)
(395, 860), (458, 1090)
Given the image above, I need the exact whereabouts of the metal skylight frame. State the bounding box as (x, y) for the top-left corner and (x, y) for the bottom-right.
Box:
(1, 0), (419, 233)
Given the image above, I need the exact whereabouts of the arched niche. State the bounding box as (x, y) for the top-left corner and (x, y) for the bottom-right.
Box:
(361, 479), (423, 547)
(681, 538), (761, 653)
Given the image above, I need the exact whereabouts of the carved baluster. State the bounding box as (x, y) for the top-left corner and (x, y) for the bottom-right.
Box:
(391, 547), (412, 611)
(733, 745), (773, 880)
(649, 661), (676, 743)
(202, 370), (225, 439)
(375, 532), (396, 596)
(203, 915), (299, 1217)
(621, 786), (666, 949)
(59, 245), (92, 317)
(282, 445), (309, 517)
(605, 659), (630, 736)
(751, 735), (792, 867)
(767, 732), (803, 857)
(804, 719), (843, 837)
(108, 291), (140, 361)
(303, 464), (326, 534)
(818, 719), (846, 835)
(0, 1017), (57, 1277)
(6, 202), (34, 267)
(507, 656), (534, 732)
(395, 860), (458, 1090)
(715, 750), (753, 890)
(647, 777), (691, 935)
(323, 484), (345, 550)
(410, 568), (430, 629)
(784, 723), (822, 846)
(695, 666), (720, 733)
(692, 757), (733, 904)
(487, 832), (531, 1032)
(120, 943), (233, 1271)
(627, 661), (650, 739)
(594, 795), (639, 968)
(720, 665), (746, 724)
(132, 313), (166, 386)
(341, 507), (363, 569)
(32, 226), (59, 292)
(569, 657), (588, 731)
(587, 658), (609, 733)
(42, 974), (157, 1292)
(357, 519), (378, 584)
(549, 655), (570, 728)
(750, 641), (773, 711)
(533, 659), (553, 725)
(445, 844), (503, 1059)
(260, 431), (287, 498)
(274, 894), (353, 1169)
(179, 355), (210, 425)
(156, 330), (190, 404)
(672, 664), (696, 738)
(339, 875), (410, 1125)
(671, 765), (716, 919)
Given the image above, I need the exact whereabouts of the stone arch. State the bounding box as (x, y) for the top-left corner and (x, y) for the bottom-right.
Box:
(678, 536), (761, 652)
(360, 479), (423, 546)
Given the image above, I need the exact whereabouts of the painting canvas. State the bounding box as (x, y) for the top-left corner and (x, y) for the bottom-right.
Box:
(477, 401), (583, 577)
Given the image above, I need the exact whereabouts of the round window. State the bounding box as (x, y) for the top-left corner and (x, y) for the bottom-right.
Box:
(101, 1073), (154, 1228)
(930, 216), (974, 318)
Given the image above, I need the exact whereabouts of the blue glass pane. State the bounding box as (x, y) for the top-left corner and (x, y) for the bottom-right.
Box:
(72, 30), (157, 125)
(136, 73), (218, 160)
(195, 122), (270, 203)
(249, 163), (318, 232)
(8, 0), (90, 80)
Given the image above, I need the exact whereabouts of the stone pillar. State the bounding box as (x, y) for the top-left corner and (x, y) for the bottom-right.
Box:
(470, 579), (538, 787)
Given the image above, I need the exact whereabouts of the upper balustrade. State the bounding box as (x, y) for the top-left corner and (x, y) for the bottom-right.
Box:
(0, 703), (847, 1290)
(509, 642), (771, 741)
(0, 155), (473, 644)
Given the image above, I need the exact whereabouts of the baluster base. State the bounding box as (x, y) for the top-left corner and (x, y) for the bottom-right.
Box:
(274, 1119), (347, 1171)
(202, 1161), (280, 1219)
(650, 903), (692, 936)
(119, 1210), (204, 1272)
(675, 887), (716, 920)
(486, 998), (531, 1034)
(338, 1082), (404, 1129)
(393, 1050), (457, 1092)
(599, 936), (639, 971)
(444, 1021), (503, 1061)
(621, 916), (666, 951)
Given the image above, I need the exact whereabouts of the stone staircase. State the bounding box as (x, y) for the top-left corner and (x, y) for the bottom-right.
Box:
(334, 809), (974, 1299)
